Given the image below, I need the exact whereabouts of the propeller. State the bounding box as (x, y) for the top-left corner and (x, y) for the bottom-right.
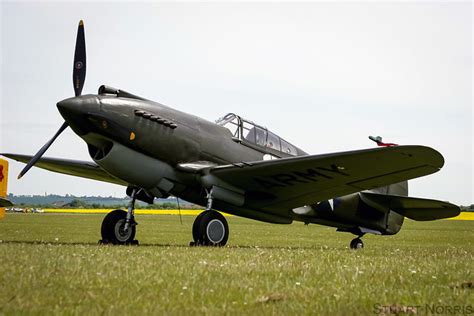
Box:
(18, 20), (86, 179)
(73, 20), (86, 97)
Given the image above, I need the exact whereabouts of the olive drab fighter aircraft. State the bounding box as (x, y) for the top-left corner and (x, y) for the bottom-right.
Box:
(2, 21), (460, 249)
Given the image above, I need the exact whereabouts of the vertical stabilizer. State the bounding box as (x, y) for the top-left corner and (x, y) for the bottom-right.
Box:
(367, 136), (408, 197)
(0, 158), (9, 219)
(388, 181), (408, 196)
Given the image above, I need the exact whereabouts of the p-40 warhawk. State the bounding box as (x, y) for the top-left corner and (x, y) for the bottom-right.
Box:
(2, 21), (460, 249)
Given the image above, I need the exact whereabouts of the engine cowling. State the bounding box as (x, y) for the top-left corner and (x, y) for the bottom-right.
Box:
(89, 140), (175, 191)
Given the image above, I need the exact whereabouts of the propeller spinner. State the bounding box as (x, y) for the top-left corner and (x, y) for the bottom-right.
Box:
(18, 20), (87, 179)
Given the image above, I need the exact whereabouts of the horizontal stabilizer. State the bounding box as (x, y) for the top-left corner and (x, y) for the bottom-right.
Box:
(360, 192), (460, 221)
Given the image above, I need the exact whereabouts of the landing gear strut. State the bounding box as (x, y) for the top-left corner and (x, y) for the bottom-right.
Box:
(99, 189), (139, 245)
(190, 189), (229, 246)
(350, 237), (364, 249)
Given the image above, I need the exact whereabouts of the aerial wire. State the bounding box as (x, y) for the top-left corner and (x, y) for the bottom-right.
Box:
(176, 196), (183, 225)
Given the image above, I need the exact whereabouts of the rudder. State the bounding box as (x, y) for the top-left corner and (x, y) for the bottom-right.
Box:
(367, 181), (408, 235)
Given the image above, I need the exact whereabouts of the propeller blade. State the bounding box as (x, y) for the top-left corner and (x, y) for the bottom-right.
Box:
(73, 20), (86, 97)
(18, 122), (69, 179)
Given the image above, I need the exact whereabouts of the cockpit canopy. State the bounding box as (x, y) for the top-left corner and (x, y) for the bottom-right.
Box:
(216, 113), (305, 156)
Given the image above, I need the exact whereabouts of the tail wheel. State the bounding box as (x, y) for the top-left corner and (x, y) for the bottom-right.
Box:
(350, 237), (364, 249)
(193, 210), (229, 246)
(101, 209), (136, 244)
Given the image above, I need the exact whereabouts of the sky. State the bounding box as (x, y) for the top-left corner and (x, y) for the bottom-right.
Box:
(1, 2), (472, 205)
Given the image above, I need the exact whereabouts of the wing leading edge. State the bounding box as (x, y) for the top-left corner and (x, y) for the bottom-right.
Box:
(205, 145), (446, 213)
(2, 154), (127, 186)
(0, 197), (13, 207)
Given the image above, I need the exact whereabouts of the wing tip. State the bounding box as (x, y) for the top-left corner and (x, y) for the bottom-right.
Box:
(394, 145), (445, 170)
(1, 153), (26, 162)
(422, 145), (445, 169)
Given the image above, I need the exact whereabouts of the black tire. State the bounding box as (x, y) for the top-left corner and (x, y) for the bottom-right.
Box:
(195, 211), (229, 246)
(101, 210), (136, 244)
(192, 211), (206, 243)
(350, 238), (364, 249)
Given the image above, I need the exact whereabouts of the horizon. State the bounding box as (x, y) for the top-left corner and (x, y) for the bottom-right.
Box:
(6, 192), (473, 205)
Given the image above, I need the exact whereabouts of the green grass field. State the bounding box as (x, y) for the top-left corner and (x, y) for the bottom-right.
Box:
(0, 213), (472, 315)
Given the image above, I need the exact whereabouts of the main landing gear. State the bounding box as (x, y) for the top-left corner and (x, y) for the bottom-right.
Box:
(99, 189), (139, 245)
(190, 189), (229, 247)
(350, 236), (364, 249)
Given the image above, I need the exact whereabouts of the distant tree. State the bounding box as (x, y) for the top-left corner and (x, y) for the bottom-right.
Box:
(68, 199), (86, 208)
(161, 202), (178, 209)
(460, 205), (474, 212)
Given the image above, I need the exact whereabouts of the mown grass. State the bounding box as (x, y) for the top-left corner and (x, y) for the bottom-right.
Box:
(0, 213), (472, 315)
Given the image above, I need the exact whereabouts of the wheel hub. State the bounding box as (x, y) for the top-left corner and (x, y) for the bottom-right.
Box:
(114, 219), (132, 242)
(206, 219), (225, 244)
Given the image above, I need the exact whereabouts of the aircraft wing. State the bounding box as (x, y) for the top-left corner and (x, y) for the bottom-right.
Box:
(205, 145), (445, 213)
(2, 154), (127, 186)
(360, 192), (460, 220)
(0, 197), (13, 207)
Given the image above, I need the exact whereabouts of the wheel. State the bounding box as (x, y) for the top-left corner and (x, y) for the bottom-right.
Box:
(350, 237), (364, 249)
(101, 210), (136, 244)
(193, 210), (229, 246)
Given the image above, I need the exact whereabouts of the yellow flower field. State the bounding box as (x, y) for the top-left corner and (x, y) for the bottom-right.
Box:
(43, 209), (232, 216)
(447, 212), (474, 220)
(42, 209), (472, 219)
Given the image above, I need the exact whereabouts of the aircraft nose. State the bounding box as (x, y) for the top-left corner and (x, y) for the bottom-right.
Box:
(57, 95), (98, 115)
(56, 97), (80, 112)
(57, 95), (99, 135)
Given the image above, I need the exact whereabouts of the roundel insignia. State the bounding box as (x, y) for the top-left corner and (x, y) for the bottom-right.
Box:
(0, 166), (3, 182)
(75, 61), (84, 70)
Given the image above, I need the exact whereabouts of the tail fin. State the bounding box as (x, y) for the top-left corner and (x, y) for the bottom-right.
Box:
(369, 181), (408, 234)
(367, 136), (408, 197)
(0, 158), (10, 218)
(371, 181), (408, 197)
(389, 181), (408, 196)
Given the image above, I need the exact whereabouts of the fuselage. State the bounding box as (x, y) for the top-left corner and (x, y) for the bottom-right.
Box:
(56, 88), (404, 235)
